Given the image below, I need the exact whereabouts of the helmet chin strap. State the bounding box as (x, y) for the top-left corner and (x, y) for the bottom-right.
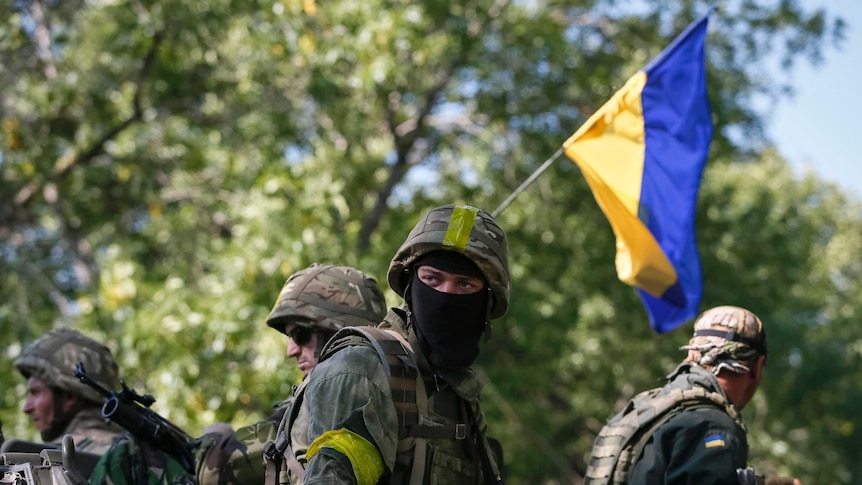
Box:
(483, 287), (493, 342)
(42, 387), (77, 442)
(402, 275), (414, 332)
(313, 330), (336, 360)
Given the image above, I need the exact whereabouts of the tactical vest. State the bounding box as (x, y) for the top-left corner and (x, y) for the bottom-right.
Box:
(264, 326), (503, 485)
(584, 385), (744, 485)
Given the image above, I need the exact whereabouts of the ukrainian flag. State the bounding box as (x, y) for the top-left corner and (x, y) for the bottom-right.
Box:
(562, 12), (712, 333)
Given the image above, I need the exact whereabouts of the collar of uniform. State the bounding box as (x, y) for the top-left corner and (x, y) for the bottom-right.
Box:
(666, 362), (730, 401)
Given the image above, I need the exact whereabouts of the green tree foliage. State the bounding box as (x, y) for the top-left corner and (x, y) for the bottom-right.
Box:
(1, 0), (857, 483)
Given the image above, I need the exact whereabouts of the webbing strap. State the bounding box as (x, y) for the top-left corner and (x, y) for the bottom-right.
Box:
(282, 433), (306, 483)
(264, 381), (309, 485)
(263, 433), (304, 485)
(400, 331), (429, 485)
(363, 327), (428, 485)
(465, 403), (504, 485)
(407, 420), (469, 439)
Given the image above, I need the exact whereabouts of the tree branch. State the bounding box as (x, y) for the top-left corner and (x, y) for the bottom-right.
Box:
(355, 62), (461, 255)
(354, 0), (516, 253)
(30, 0), (58, 80)
(13, 30), (165, 208)
(54, 29), (164, 178)
(20, 261), (75, 324)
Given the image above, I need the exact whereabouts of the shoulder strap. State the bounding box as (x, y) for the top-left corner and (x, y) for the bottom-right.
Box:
(265, 382), (308, 485)
(464, 402), (504, 485)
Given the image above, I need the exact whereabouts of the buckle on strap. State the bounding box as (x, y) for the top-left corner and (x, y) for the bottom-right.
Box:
(264, 431), (290, 461)
(408, 422), (470, 439)
(263, 441), (278, 461)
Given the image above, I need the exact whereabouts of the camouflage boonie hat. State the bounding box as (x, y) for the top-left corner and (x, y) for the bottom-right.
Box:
(14, 328), (120, 404)
(266, 263), (387, 334)
(387, 204), (511, 319)
(681, 305), (767, 374)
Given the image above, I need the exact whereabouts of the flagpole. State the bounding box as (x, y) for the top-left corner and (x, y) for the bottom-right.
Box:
(491, 147), (565, 218)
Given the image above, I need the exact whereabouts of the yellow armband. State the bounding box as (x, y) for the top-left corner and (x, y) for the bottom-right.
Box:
(307, 428), (384, 485)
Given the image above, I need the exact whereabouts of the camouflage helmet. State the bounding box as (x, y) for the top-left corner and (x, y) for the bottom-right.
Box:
(681, 305), (767, 374)
(266, 263), (387, 334)
(14, 328), (120, 405)
(387, 204), (511, 319)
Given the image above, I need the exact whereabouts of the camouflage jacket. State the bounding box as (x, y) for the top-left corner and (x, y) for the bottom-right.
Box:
(52, 407), (124, 455)
(293, 308), (500, 485)
(623, 363), (748, 484)
(88, 435), (193, 485)
(195, 403), (289, 484)
(88, 403), (289, 485)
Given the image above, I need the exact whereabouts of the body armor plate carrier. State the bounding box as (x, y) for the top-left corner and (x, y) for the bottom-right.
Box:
(584, 386), (743, 485)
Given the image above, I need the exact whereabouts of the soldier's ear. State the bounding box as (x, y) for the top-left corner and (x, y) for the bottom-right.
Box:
(750, 355), (767, 381)
(60, 392), (84, 413)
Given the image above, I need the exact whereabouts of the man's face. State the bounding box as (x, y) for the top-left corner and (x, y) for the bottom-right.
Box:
(23, 376), (55, 433)
(285, 323), (320, 376)
(415, 265), (485, 295)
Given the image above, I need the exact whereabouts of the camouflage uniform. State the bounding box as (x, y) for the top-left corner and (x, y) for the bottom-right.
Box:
(87, 436), (193, 485)
(192, 405), (288, 484)
(283, 205), (509, 485)
(14, 328), (124, 454)
(195, 264), (387, 485)
(585, 305), (768, 485)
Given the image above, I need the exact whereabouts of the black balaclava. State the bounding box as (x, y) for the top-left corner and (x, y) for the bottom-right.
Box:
(407, 251), (490, 370)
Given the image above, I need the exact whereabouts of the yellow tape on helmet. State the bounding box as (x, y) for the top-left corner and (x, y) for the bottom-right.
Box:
(443, 205), (478, 251)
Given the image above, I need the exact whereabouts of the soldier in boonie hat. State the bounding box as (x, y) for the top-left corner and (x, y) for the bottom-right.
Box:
(584, 305), (792, 485)
(681, 305), (768, 375)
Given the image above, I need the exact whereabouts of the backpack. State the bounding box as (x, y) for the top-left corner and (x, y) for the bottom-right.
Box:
(584, 385), (743, 485)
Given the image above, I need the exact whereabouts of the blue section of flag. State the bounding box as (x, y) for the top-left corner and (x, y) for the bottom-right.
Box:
(636, 10), (713, 333)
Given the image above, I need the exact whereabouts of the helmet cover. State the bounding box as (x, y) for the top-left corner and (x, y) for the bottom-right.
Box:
(15, 328), (120, 404)
(266, 263), (387, 334)
(387, 204), (510, 318)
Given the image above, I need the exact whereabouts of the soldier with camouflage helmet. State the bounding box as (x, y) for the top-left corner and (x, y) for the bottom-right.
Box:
(584, 305), (801, 485)
(14, 328), (123, 455)
(277, 204), (509, 485)
(85, 263), (387, 485)
(194, 263), (388, 484)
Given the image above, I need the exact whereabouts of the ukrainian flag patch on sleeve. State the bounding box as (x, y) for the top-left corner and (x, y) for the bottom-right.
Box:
(704, 435), (725, 448)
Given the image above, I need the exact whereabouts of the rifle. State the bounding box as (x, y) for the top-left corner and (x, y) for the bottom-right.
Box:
(737, 467), (799, 485)
(74, 362), (196, 475)
(737, 467), (765, 485)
